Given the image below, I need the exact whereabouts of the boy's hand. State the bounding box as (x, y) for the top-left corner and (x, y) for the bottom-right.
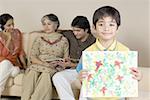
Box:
(78, 70), (88, 83)
(130, 67), (142, 81)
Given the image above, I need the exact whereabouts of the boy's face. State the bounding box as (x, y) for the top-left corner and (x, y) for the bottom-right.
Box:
(94, 16), (118, 41)
(72, 27), (88, 41)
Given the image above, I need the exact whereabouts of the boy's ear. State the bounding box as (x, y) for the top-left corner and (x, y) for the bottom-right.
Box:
(91, 25), (96, 34)
(117, 26), (120, 30)
(92, 24), (96, 30)
(85, 29), (88, 33)
(116, 26), (120, 33)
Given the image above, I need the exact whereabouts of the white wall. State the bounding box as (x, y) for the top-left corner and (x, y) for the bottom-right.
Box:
(1, 0), (150, 67)
(149, 0), (150, 67)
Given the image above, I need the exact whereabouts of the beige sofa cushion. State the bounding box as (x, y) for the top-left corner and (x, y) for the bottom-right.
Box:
(22, 32), (29, 56)
(14, 73), (24, 86)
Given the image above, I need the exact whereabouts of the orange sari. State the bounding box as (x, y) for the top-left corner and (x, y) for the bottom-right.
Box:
(0, 29), (25, 68)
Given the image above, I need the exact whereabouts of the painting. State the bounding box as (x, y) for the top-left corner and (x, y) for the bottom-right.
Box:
(82, 51), (138, 97)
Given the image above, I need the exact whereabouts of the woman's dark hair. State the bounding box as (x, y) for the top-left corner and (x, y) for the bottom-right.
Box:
(93, 6), (121, 28)
(71, 16), (91, 34)
(42, 13), (60, 30)
(0, 13), (13, 30)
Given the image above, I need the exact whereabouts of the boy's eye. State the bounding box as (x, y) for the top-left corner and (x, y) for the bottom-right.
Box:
(98, 23), (103, 26)
(109, 23), (115, 26)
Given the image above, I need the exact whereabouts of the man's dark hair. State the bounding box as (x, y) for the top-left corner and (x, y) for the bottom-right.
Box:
(71, 16), (91, 33)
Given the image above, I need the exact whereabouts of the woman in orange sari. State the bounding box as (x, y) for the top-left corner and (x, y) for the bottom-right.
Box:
(0, 14), (26, 96)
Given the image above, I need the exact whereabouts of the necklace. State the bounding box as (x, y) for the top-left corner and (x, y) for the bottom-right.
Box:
(41, 36), (63, 45)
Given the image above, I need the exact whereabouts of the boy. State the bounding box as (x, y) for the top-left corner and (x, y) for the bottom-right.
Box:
(77, 6), (142, 100)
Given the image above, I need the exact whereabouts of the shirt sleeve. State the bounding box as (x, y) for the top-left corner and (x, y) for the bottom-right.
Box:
(76, 57), (83, 73)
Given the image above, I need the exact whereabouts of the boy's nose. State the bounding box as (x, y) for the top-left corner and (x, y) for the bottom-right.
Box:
(104, 26), (109, 31)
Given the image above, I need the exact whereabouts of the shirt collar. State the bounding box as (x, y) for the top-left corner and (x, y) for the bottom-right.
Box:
(96, 38), (117, 51)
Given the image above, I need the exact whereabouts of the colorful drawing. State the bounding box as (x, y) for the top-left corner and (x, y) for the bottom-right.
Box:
(82, 51), (138, 97)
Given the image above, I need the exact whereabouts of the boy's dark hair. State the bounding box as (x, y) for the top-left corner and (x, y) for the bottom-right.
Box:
(0, 13), (13, 30)
(42, 13), (60, 29)
(71, 16), (91, 34)
(93, 6), (121, 28)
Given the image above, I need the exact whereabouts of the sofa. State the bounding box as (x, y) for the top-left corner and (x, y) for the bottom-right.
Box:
(1, 31), (150, 100)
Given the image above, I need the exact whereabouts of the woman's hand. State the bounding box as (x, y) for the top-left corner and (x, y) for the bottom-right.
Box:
(3, 29), (12, 48)
(130, 67), (142, 81)
(56, 58), (71, 69)
(47, 60), (65, 71)
(3, 29), (11, 39)
(48, 60), (59, 67)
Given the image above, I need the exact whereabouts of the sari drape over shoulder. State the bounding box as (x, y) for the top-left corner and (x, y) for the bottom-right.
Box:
(0, 29), (25, 67)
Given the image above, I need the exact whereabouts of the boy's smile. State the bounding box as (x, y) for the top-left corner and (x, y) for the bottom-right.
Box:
(101, 32), (112, 35)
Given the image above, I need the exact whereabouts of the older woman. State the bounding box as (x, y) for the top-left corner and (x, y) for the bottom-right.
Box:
(21, 14), (69, 100)
(0, 13), (26, 96)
